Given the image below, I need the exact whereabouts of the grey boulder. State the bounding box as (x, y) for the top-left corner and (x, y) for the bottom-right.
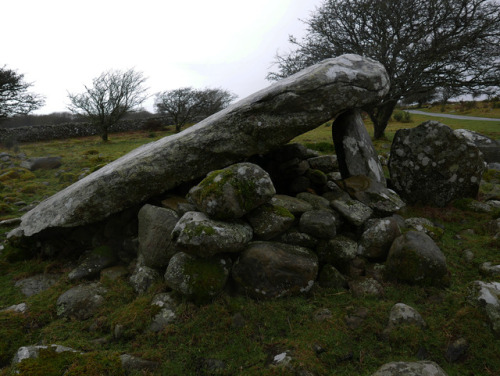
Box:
(164, 252), (231, 302)
(56, 282), (107, 320)
(171, 211), (253, 257)
(358, 217), (402, 259)
(299, 210), (337, 239)
(385, 231), (449, 287)
(232, 242), (318, 299)
(371, 361), (448, 376)
(188, 162), (276, 220)
(246, 203), (295, 240)
(138, 204), (179, 269)
(389, 121), (485, 206)
(20, 156), (62, 171)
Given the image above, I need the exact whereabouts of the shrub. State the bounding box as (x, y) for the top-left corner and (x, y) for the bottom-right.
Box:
(393, 110), (412, 123)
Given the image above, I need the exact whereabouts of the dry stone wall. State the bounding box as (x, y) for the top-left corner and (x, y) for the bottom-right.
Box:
(0, 117), (171, 144)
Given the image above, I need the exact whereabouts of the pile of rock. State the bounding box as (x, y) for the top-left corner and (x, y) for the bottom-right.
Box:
(116, 143), (449, 304)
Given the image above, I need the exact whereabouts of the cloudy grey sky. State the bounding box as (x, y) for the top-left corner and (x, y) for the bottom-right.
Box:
(3, 0), (324, 114)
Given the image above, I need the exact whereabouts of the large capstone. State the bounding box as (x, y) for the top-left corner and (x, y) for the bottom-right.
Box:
(188, 162), (275, 220)
(389, 121), (485, 206)
(10, 54), (389, 238)
(232, 242), (319, 299)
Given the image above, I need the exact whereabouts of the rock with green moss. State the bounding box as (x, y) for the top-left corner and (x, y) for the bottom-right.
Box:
(330, 196), (373, 227)
(389, 122), (485, 207)
(358, 217), (402, 259)
(307, 155), (339, 173)
(246, 203), (295, 240)
(404, 217), (444, 241)
(386, 303), (427, 331)
(188, 163), (276, 220)
(232, 241), (318, 299)
(299, 210), (337, 239)
(385, 231), (449, 287)
(138, 204), (179, 269)
(129, 264), (161, 295)
(279, 229), (319, 249)
(165, 252), (231, 302)
(68, 246), (118, 281)
(270, 195), (313, 215)
(318, 264), (348, 290)
(342, 175), (405, 215)
(20, 156), (62, 171)
(56, 282), (107, 320)
(316, 236), (358, 273)
(172, 211), (253, 257)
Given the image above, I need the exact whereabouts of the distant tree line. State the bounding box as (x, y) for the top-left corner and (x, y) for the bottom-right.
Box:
(0, 65), (238, 141)
(268, 0), (500, 139)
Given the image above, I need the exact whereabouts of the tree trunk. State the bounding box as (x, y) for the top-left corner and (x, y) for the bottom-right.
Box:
(367, 100), (398, 139)
(101, 125), (109, 142)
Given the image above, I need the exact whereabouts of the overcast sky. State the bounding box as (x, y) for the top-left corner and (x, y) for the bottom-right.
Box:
(3, 0), (324, 114)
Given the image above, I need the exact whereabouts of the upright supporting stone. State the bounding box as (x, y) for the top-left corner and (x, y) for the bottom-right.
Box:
(10, 54), (389, 239)
(332, 110), (386, 186)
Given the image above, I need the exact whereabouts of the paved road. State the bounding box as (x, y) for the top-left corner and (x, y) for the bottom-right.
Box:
(407, 110), (500, 122)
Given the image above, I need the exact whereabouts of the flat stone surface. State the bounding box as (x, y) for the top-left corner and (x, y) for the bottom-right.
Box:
(11, 54), (389, 238)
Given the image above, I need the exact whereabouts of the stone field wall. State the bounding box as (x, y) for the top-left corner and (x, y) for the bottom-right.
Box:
(0, 117), (172, 144)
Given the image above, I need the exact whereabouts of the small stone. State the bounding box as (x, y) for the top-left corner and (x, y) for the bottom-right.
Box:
(120, 354), (160, 375)
(349, 278), (385, 298)
(480, 262), (500, 277)
(231, 313), (246, 329)
(445, 337), (469, 363)
(312, 308), (333, 322)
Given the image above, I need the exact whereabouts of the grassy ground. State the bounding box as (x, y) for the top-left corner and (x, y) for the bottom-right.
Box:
(0, 113), (500, 375)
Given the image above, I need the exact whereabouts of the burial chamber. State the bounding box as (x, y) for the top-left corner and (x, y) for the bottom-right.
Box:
(9, 54), (390, 239)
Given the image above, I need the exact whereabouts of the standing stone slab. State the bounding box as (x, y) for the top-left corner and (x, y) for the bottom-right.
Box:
(11, 54), (389, 238)
(332, 110), (386, 186)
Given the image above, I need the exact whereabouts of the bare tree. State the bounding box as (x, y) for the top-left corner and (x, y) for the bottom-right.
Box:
(269, 0), (500, 139)
(155, 87), (237, 133)
(68, 68), (148, 141)
(0, 66), (45, 121)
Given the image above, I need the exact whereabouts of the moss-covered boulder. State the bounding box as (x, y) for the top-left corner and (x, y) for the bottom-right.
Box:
(245, 203), (295, 240)
(232, 242), (318, 299)
(68, 246), (117, 281)
(188, 162), (276, 220)
(164, 252), (231, 303)
(56, 282), (107, 320)
(385, 231), (449, 287)
(171, 211), (253, 258)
